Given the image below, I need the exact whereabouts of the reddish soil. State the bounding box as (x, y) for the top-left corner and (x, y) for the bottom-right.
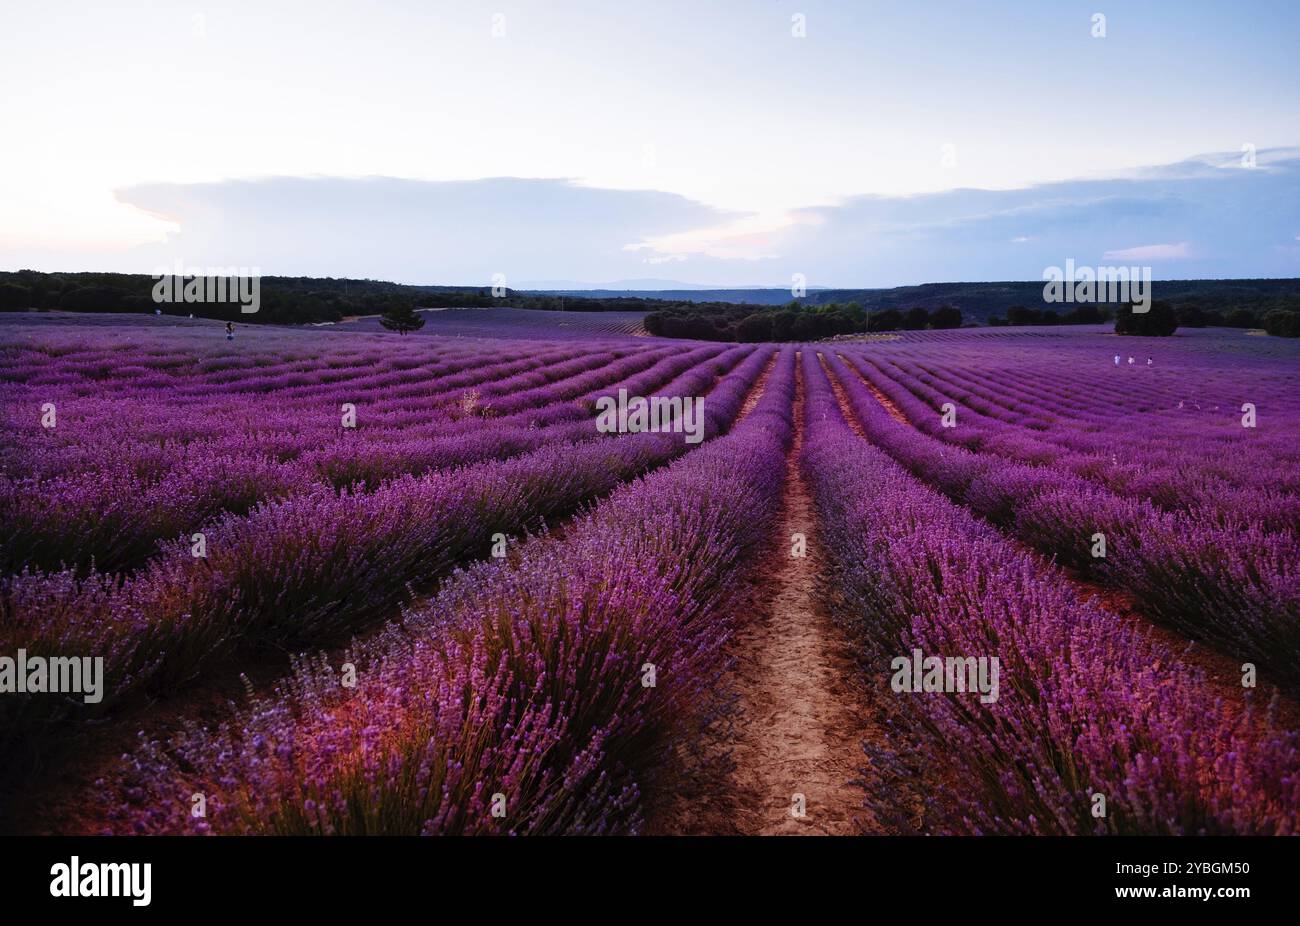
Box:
(820, 353), (870, 438)
(737, 351), (779, 420)
(653, 353), (883, 835)
(834, 353), (909, 426)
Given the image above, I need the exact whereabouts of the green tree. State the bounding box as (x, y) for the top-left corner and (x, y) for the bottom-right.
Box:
(0, 283), (31, 311)
(1115, 300), (1178, 336)
(1006, 305), (1041, 326)
(869, 309), (902, 332)
(930, 305), (962, 329)
(1225, 308), (1258, 329)
(379, 303), (427, 334)
(770, 309), (799, 341)
(737, 313), (772, 342)
(1263, 310), (1300, 337)
(902, 306), (930, 330)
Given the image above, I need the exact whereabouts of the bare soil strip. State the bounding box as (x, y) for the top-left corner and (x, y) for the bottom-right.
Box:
(736, 350), (779, 420)
(655, 352), (883, 835)
(841, 355), (909, 426)
(822, 353), (872, 439)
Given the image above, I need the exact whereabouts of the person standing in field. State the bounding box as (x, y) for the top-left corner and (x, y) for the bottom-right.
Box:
(226, 321), (235, 341)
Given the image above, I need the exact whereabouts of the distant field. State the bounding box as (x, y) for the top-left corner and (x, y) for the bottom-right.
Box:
(335, 305), (647, 339)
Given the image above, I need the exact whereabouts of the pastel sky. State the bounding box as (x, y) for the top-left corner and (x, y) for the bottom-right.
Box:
(2, 0), (1297, 286)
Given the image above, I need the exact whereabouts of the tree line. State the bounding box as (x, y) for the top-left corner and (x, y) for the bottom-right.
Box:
(0, 271), (715, 325)
(991, 298), (1300, 337)
(3, 270), (1296, 338)
(644, 302), (965, 341)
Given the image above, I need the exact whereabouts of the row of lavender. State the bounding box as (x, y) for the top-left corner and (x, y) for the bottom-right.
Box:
(852, 349), (1300, 530)
(1, 339), (773, 757)
(873, 353), (1299, 468)
(3, 334), (732, 574)
(822, 349), (1300, 692)
(801, 349), (1299, 834)
(2, 331), (666, 490)
(98, 348), (796, 834)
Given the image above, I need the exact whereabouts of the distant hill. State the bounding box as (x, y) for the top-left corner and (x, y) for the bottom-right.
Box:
(0, 271), (690, 325)
(528, 279), (1300, 324)
(514, 278), (723, 291)
(530, 287), (803, 304)
(3, 270), (1296, 331)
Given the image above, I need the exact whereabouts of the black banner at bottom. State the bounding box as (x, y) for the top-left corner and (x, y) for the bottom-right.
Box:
(4, 835), (1294, 913)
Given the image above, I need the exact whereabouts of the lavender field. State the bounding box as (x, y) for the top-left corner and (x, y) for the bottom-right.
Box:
(1, 312), (1297, 835)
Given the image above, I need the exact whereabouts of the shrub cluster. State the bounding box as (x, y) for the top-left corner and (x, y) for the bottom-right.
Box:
(644, 302), (964, 341)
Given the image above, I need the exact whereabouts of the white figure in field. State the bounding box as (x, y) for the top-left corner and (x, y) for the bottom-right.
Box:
(1146, 357), (1152, 366)
(1113, 354), (1120, 365)
(1127, 356), (1134, 365)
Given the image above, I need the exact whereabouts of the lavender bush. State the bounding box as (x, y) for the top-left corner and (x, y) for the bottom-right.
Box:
(800, 349), (1300, 835)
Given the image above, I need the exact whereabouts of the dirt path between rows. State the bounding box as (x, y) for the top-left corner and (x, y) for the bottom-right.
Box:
(654, 352), (881, 835)
(837, 354), (909, 426)
(736, 351), (778, 419)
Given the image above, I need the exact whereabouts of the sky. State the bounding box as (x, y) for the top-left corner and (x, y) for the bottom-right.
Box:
(1, 0), (1297, 287)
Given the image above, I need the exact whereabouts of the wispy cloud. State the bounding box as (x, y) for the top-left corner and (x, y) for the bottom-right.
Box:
(105, 176), (742, 285)
(5, 150), (1297, 287)
(1103, 242), (1191, 261)
(626, 148), (1300, 285)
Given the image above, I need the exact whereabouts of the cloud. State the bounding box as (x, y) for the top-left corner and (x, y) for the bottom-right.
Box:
(628, 148), (1300, 285)
(8, 149), (1298, 287)
(1103, 243), (1191, 261)
(108, 176), (743, 285)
